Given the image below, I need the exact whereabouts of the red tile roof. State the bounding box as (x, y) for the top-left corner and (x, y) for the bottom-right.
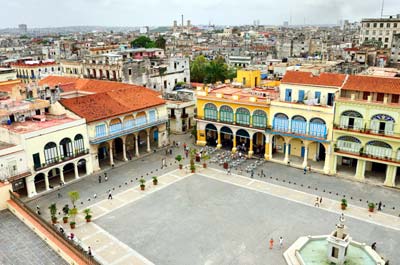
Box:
(60, 86), (165, 122)
(0, 80), (23, 93)
(342, 75), (400, 94)
(281, 71), (346, 87)
(39, 76), (142, 94)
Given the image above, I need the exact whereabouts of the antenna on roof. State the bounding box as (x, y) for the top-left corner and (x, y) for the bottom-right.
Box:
(381, 0), (384, 18)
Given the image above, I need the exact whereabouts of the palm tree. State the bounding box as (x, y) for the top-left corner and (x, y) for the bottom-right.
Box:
(68, 191), (80, 208)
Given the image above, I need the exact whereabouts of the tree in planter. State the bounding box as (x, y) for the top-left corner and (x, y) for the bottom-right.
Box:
(152, 176), (158, 185)
(368, 202), (375, 212)
(48, 203), (58, 224)
(68, 191), (80, 208)
(62, 204), (69, 223)
(189, 148), (197, 173)
(139, 178), (146, 190)
(341, 199), (348, 210)
(202, 154), (210, 168)
(175, 155), (183, 169)
(68, 207), (78, 229)
(83, 208), (92, 223)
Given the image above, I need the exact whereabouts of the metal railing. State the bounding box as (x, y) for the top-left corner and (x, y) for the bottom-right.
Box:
(333, 124), (400, 138)
(34, 149), (89, 171)
(9, 191), (101, 265)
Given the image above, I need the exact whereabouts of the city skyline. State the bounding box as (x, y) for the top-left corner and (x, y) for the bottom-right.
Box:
(2, 0), (400, 28)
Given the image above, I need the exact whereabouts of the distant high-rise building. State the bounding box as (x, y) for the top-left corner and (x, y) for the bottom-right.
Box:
(18, 24), (27, 33)
(283, 21), (289, 28)
(360, 14), (400, 48)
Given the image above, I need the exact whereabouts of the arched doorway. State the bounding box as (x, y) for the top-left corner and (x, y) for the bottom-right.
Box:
(150, 127), (159, 149)
(220, 126), (233, 150)
(236, 129), (250, 153)
(205, 124), (218, 146)
(63, 163), (75, 182)
(125, 134), (135, 159)
(272, 135), (286, 161)
(253, 132), (265, 157)
(77, 159), (87, 177)
(59, 138), (73, 159)
(97, 142), (110, 168)
(138, 130), (148, 153)
(113, 137), (124, 160)
(48, 168), (61, 188)
(34, 173), (46, 193)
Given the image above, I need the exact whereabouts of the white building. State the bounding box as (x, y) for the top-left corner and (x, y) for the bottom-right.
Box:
(360, 15), (400, 48)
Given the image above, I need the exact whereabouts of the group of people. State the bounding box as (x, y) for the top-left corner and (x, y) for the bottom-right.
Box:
(269, 236), (284, 250)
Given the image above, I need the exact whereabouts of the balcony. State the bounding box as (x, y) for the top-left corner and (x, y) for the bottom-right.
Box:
(34, 149), (90, 171)
(195, 115), (267, 130)
(181, 113), (189, 118)
(333, 124), (400, 139)
(90, 118), (167, 144)
(334, 147), (400, 165)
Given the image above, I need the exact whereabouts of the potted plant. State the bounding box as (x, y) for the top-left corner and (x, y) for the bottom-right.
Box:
(175, 155), (183, 169)
(69, 207), (78, 229)
(84, 208), (92, 223)
(190, 163), (196, 173)
(63, 215), (69, 224)
(48, 203), (58, 224)
(68, 191), (80, 208)
(139, 178), (146, 190)
(202, 154), (210, 168)
(152, 176), (158, 185)
(368, 202), (375, 212)
(341, 199), (347, 210)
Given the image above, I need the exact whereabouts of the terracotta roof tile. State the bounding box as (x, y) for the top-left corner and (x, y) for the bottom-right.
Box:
(0, 80), (23, 93)
(342, 75), (400, 94)
(281, 71), (346, 87)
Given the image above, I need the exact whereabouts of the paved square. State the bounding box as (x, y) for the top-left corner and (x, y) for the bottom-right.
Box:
(95, 174), (399, 265)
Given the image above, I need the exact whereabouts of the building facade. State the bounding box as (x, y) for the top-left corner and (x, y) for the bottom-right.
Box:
(360, 15), (400, 48)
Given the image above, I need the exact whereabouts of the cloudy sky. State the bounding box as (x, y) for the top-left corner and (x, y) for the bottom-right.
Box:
(2, 0), (399, 28)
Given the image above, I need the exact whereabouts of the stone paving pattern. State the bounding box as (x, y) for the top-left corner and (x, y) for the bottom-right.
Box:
(0, 210), (67, 265)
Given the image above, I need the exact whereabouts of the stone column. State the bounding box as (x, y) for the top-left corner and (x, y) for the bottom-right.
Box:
(135, 134), (140, 157)
(283, 141), (290, 164)
(122, 137), (128, 161)
(216, 131), (222, 149)
(174, 109), (183, 133)
(323, 144), (331, 174)
(248, 138), (254, 158)
(44, 175), (50, 191)
(384, 165), (396, 187)
(146, 130), (151, 153)
(265, 134), (271, 160)
(232, 133), (237, 153)
(26, 177), (37, 198)
(355, 159), (366, 180)
(60, 169), (65, 183)
(74, 163), (79, 179)
(109, 141), (114, 166)
(331, 154), (338, 175)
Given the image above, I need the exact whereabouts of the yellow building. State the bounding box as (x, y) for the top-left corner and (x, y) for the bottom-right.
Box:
(196, 80), (278, 159)
(268, 71), (346, 174)
(236, 69), (261, 87)
(332, 75), (400, 187)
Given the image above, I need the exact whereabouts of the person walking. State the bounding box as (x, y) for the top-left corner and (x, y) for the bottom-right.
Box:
(303, 167), (307, 174)
(251, 169), (254, 178)
(269, 238), (274, 249)
(319, 197), (323, 205)
(88, 246), (92, 256)
(378, 201), (382, 211)
(57, 191), (62, 198)
(260, 169), (264, 178)
(108, 190), (113, 200)
(93, 193), (97, 199)
(105, 175), (108, 182)
(227, 168), (231, 175)
(161, 158), (164, 169)
(371, 242), (377, 251)
(169, 148), (173, 155)
(279, 236), (283, 249)
(314, 197), (320, 207)
(98, 175), (102, 183)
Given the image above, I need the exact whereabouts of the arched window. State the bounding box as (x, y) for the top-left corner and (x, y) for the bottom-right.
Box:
(204, 103), (217, 120)
(236, 108), (250, 126)
(273, 113), (289, 131)
(309, 118), (327, 138)
(136, 112), (147, 127)
(220, 105), (234, 123)
(252, 110), (267, 128)
(44, 142), (58, 164)
(148, 109), (157, 123)
(95, 124), (107, 137)
(110, 118), (122, 133)
(370, 114), (395, 135)
(337, 136), (361, 153)
(59, 138), (73, 158)
(366, 141), (392, 158)
(340, 111), (363, 130)
(74, 134), (85, 153)
(291, 115), (307, 134)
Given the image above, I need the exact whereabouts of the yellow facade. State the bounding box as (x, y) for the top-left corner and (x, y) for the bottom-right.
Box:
(236, 69), (261, 87)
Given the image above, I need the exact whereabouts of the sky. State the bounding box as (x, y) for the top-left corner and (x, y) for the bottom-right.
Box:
(1, 0), (400, 28)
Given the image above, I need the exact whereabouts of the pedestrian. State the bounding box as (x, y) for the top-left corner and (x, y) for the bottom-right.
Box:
(251, 170), (254, 178)
(227, 168), (231, 175)
(303, 167), (307, 174)
(37, 210), (41, 215)
(57, 192), (62, 198)
(169, 148), (172, 155)
(165, 149), (168, 156)
(378, 201), (382, 211)
(185, 150), (189, 158)
(314, 197), (320, 207)
(105, 175), (108, 182)
(173, 140), (176, 147)
(319, 197), (323, 205)
(308, 165), (312, 173)
(279, 236), (283, 249)
(36, 205), (40, 211)
(269, 238), (274, 249)
(161, 158), (164, 169)
(88, 246), (92, 256)
(104, 172), (107, 179)
(183, 143), (187, 150)
(260, 169), (264, 178)
(98, 175), (102, 183)
(93, 193), (97, 199)
(108, 190), (113, 200)
(371, 242), (377, 251)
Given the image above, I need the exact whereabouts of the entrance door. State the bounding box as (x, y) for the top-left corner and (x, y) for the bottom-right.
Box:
(301, 146), (305, 158)
(348, 118), (355, 128)
(33, 153), (41, 169)
(327, 93), (334, 106)
(153, 130), (158, 142)
(379, 122), (386, 133)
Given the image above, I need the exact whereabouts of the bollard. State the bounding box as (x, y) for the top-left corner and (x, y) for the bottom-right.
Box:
(323, 190), (325, 192)
(131, 180), (133, 182)
(119, 185), (121, 188)
(315, 188), (317, 191)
